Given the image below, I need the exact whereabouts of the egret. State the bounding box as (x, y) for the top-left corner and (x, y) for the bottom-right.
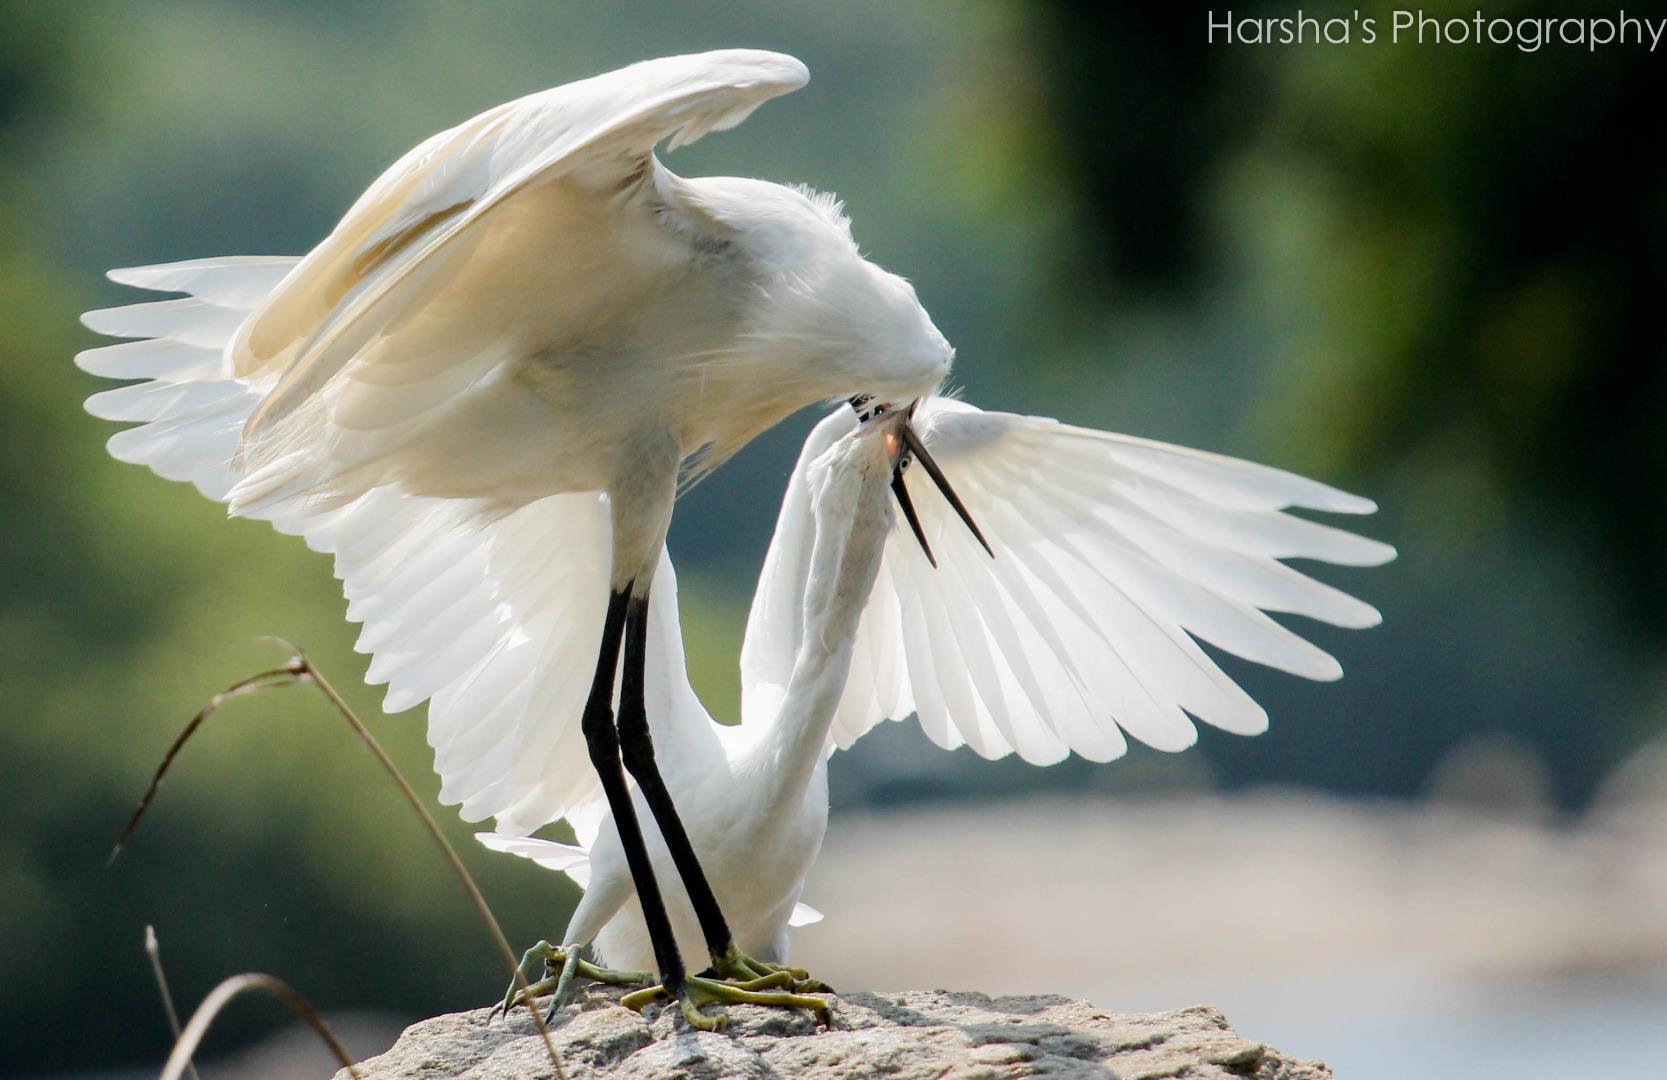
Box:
(78, 49), (992, 1027)
(480, 395), (1394, 1021)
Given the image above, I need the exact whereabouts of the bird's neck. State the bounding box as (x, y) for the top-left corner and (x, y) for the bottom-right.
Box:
(747, 630), (855, 815)
(744, 454), (893, 812)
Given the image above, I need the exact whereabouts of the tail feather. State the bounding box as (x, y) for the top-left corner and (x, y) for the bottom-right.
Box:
(474, 833), (593, 889)
(473, 832), (828, 928)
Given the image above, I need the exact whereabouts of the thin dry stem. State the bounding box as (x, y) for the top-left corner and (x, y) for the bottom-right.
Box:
(159, 973), (359, 1080)
(109, 665), (298, 866)
(145, 926), (201, 1080)
(116, 646), (567, 1079)
(293, 652), (568, 1077)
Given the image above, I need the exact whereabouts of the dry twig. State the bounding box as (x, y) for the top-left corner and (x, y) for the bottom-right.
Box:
(115, 645), (568, 1079)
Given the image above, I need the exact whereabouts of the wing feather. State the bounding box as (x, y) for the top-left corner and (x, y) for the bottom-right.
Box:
(106, 256), (301, 307)
(79, 256), (695, 837)
(782, 398), (1393, 763)
(83, 52), (806, 837)
(75, 338), (223, 381)
(234, 49), (808, 441)
(81, 298), (248, 347)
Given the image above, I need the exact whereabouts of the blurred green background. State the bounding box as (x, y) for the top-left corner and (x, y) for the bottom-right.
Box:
(3, 1), (1664, 1075)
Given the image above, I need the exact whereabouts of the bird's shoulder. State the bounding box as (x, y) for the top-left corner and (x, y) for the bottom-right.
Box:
(659, 173), (855, 265)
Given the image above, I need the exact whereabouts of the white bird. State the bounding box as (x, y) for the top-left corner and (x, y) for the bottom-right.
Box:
(477, 393), (1393, 1020)
(77, 48), (1394, 1029)
(78, 49), (993, 1027)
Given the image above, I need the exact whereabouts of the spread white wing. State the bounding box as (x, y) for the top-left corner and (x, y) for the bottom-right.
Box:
(744, 400), (1395, 766)
(207, 49), (807, 512)
(79, 51), (805, 837)
(81, 256), (711, 836)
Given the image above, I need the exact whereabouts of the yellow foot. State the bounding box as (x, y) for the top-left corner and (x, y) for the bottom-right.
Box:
(620, 973), (833, 1031)
(705, 942), (834, 994)
(495, 940), (652, 1022)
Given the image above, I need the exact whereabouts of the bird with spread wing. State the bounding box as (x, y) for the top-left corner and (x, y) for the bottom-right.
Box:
(77, 49), (1392, 1030)
(479, 396), (1392, 1023)
(80, 49), (988, 1028)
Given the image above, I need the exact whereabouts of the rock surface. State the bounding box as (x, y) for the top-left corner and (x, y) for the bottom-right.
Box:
(334, 987), (1331, 1079)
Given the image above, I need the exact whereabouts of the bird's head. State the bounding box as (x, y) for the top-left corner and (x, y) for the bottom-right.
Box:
(841, 263), (955, 405)
(717, 181), (955, 405)
(844, 398), (992, 569)
(793, 253), (953, 410)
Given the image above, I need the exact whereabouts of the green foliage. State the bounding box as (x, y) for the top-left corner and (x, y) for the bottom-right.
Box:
(1, 2), (1659, 1073)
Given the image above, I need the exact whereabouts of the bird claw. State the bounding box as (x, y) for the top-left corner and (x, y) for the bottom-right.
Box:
(704, 943), (834, 995)
(620, 974), (833, 1031)
(494, 940), (652, 1023)
(497, 941), (832, 1031)
(495, 940), (555, 1020)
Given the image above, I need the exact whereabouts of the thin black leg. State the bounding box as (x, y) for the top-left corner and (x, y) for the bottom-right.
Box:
(617, 591), (736, 961)
(581, 589), (687, 992)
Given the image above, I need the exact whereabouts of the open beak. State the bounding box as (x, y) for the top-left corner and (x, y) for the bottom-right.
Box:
(890, 412), (995, 569)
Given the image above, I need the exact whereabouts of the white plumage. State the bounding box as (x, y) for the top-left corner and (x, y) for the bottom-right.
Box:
(809, 399), (1395, 763)
(77, 247), (1392, 973)
(77, 48), (1393, 992)
(80, 50), (957, 839)
(480, 402), (1392, 973)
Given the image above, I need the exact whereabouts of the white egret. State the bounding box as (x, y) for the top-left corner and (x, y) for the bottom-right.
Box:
(78, 49), (992, 1027)
(481, 395), (1394, 1022)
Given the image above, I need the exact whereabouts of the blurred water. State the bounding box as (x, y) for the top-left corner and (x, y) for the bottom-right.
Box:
(1161, 975), (1667, 1079)
(794, 790), (1667, 1077)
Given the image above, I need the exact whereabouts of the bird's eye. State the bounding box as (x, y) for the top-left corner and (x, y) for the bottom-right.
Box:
(848, 394), (888, 423)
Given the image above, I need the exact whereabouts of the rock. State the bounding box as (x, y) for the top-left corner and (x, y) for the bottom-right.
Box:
(335, 987), (1331, 1079)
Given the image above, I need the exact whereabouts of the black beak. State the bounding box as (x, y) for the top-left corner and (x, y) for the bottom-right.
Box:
(892, 420), (995, 567)
(890, 467), (937, 567)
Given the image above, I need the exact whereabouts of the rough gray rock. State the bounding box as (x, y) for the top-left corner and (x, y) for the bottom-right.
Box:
(335, 987), (1332, 1079)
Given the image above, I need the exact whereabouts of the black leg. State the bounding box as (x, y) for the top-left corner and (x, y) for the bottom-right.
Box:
(581, 589), (687, 993)
(617, 591), (736, 961)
